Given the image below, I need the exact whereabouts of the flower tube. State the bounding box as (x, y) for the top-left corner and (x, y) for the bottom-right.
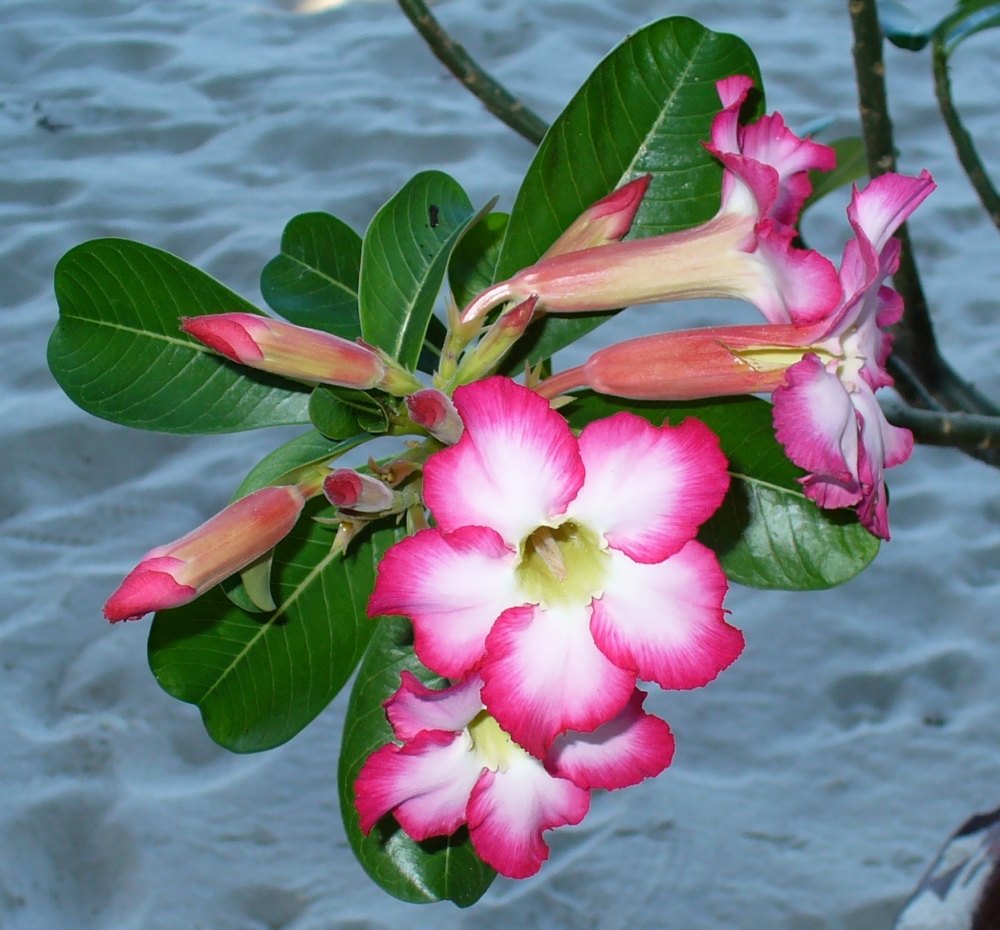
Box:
(537, 171), (936, 540)
(103, 485), (306, 622)
(460, 76), (840, 326)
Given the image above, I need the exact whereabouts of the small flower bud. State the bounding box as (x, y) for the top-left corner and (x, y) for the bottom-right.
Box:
(323, 469), (396, 513)
(405, 388), (464, 444)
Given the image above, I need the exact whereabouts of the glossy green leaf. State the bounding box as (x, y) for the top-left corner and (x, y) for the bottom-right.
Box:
(231, 429), (369, 499)
(936, 0), (1000, 53)
(881, 0), (938, 50)
(565, 393), (880, 590)
(339, 616), (496, 906)
(149, 510), (403, 752)
(359, 172), (479, 371)
(495, 17), (762, 366)
(309, 386), (391, 439)
(260, 212), (363, 339)
(49, 239), (311, 433)
(448, 212), (509, 312)
(803, 137), (868, 212)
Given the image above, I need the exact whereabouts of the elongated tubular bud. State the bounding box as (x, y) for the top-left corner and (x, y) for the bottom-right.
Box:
(181, 313), (386, 388)
(103, 485), (306, 622)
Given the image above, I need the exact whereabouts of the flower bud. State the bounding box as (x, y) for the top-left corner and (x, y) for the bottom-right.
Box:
(104, 485), (306, 622)
(323, 469), (396, 514)
(405, 388), (464, 445)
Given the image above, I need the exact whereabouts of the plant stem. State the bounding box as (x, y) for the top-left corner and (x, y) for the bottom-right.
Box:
(883, 402), (1000, 452)
(395, 0), (548, 145)
(932, 38), (1000, 232)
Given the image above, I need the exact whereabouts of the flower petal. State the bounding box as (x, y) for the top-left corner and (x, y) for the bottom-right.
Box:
(772, 355), (862, 510)
(354, 730), (482, 840)
(591, 543), (742, 690)
(467, 757), (589, 879)
(385, 672), (484, 741)
(546, 690), (675, 791)
(368, 526), (522, 679)
(480, 605), (635, 757)
(423, 377), (584, 544)
(570, 412), (728, 563)
(848, 170), (936, 256)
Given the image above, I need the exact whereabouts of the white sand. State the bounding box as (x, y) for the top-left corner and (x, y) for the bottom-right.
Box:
(3, 0), (998, 927)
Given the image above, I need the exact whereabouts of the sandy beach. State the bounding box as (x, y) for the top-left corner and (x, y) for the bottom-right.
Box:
(3, 0), (999, 927)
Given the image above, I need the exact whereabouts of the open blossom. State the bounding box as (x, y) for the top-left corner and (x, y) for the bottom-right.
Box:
(368, 377), (743, 756)
(355, 671), (674, 879)
(103, 485), (306, 622)
(537, 171), (935, 540)
(460, 76), (839, 326)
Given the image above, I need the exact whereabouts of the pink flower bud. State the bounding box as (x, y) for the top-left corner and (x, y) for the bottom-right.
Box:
(405, 388), (464, 444)
(181, 313), (386, 389)
(541, 175), (651, 259)
(323, 469), (395, 513)
(103, 485), (306, 622)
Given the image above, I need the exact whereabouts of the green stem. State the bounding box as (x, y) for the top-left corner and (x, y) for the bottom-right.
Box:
(394, 0), (548, 145)
(932, 38), (1000, 231)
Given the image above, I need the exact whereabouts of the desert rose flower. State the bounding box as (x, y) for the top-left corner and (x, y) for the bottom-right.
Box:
(355, 671), (674, 879)
(368, 377), (743, 755)
(536, 171), (935, 540)
(460, 76), (839, 326)
(103, 484), (306, 622)
(180, 312), (421, 395)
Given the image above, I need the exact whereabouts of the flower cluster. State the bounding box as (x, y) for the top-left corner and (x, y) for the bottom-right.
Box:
(358, 377), (741, 876)
(99, 72), (932, 884)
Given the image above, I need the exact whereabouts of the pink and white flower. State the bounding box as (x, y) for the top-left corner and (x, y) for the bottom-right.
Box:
(368, 377), (743, 755)
(536, 171), (935, 540)
(460, 76), (840, 326)
(355, 671), (674, 879)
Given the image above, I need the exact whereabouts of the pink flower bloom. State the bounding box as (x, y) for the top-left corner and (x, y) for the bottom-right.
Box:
(180, 313), (421, 395)
(368, 377), (743, 755)
(355, 671), (674, 879)
(103, 485), (306, 622)
(537, 171), (935, 540)
(460, 77), (839, 326)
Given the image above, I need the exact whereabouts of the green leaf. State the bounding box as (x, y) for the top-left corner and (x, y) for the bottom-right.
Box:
(936, 0), (1000, 54)
(565, 393), (880, 590)
(309, 386), (391, 439)
(260, 212), (363, 340)
(881, 0), (938, 50)
(448, 212), (509, 312)
(803, 137), (869, 213)
(148, 509), (403, 752)
(49, 239), (311, 433)
(359, 171), (479, 371)
(495, 17), (762, 366)
(339, 616), (496, 906)
(231, 429), (369, 499)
